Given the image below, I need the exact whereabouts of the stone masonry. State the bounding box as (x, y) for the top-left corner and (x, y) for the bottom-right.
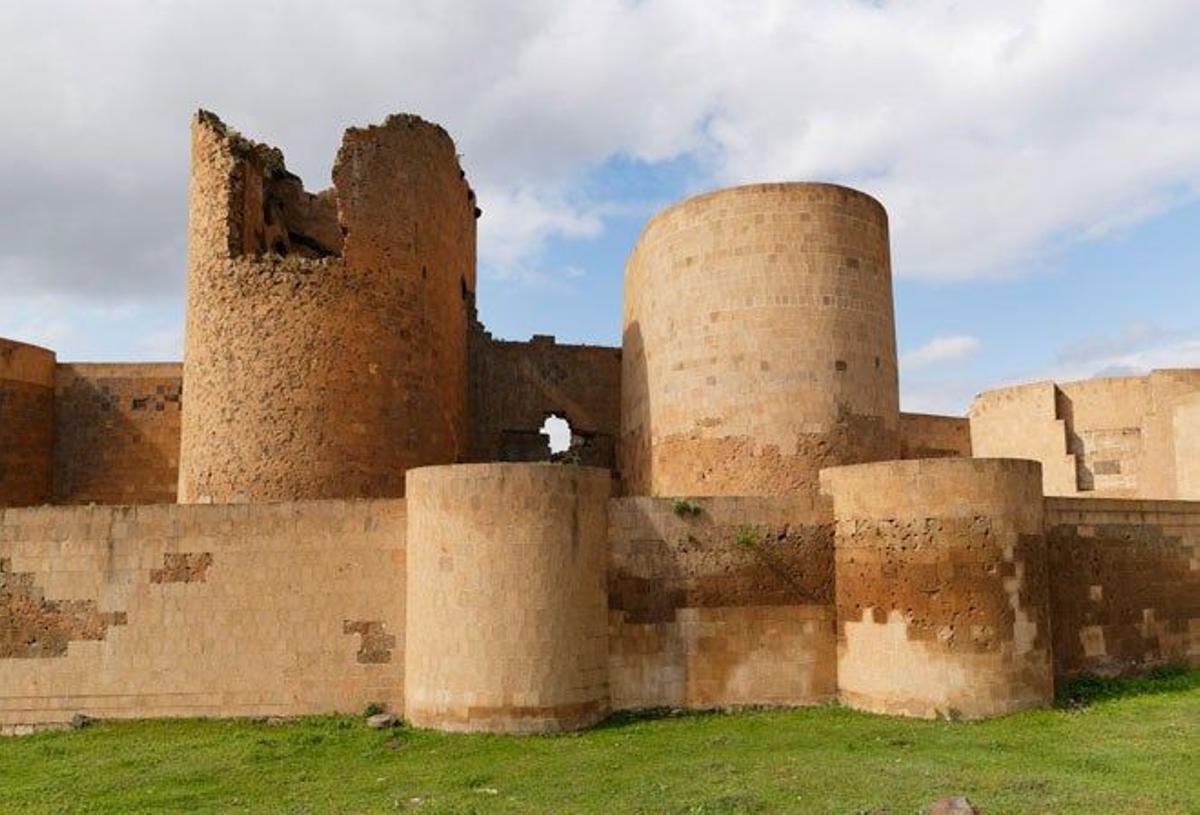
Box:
(1, 110), (1197, 733)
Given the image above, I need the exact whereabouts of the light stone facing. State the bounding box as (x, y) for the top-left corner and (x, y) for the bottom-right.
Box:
(621, 183), (900, 498)
(970, 371), (1200, 500)
(404, 464), (611, 733)
(0, 500), (405, 726)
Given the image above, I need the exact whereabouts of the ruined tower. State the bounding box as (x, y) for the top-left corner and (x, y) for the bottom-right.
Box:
(620, 183), (900, 497)
(178, 111), (477, 503)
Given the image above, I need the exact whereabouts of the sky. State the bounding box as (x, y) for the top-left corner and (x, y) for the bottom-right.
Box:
(1, 0), (1198, 415)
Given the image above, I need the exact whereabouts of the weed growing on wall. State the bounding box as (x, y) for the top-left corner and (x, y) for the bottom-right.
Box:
(672, 498), (702, 517)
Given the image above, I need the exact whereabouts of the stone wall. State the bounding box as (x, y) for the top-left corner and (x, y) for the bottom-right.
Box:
(621, 183), (900, 498)
(468, 331), (621, 470)
(1045, 497), (1200, 679)
(607, 494), (836, 710)
(822, 458), (1053, 719)
(178, 110), (476, 503)
(898, 412), (971, 459)
(0, 499), (405, 726)
(970, 371), (1200, 499)
(405, 464), (610, 733)
(968, 381), (1078, 495)
(0, 340), (55, 507)
(52, 363), (182, 505)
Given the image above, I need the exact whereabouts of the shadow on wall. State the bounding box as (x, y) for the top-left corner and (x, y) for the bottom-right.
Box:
(607, 494), (837, 710)
(53, 368), (181, 505)
(1055, 389), (1089, 491)
(618, 320), (648, 496)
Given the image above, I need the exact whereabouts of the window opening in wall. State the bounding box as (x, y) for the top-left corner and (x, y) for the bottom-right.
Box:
(540, 414), (572, 456)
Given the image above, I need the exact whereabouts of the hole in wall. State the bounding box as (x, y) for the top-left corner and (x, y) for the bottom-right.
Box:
(541, 414), (572, 455)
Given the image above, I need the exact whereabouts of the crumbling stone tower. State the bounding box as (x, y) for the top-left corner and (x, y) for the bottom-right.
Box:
(178, 111), (477, 502)
(621, 183), (900, 497)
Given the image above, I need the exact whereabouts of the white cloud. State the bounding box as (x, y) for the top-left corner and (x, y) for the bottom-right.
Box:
(902, 335), (982, 369)
(1, 0), (1199, 337)
(1047, 319), (1200, 385)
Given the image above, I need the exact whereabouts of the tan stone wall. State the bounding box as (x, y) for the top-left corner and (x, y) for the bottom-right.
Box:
(821, 458), (1053, 719)
(621, 183), (900, 498)
(0, 339), (55, 508)
(179, 110), (476, 503)
(468, 330), (621, 469)
(1045, 497), (1200, 679)
(970, 370), (1200, 499)
(52, 363), (182, 505)
(1141, 370), (1200, 500)
(1173, 393), (1200, 498)
(898, 411), (971, 459)
(968, 381), (1077, 495)
(0, 499), (405, 725)
(608, 495), (836, 710)
(405, 464), (610, 733)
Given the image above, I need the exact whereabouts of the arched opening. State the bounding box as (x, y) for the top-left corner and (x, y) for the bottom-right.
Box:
(540, 414), (572, 455)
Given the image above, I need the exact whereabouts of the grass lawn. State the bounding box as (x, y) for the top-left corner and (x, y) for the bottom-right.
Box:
(0, 671), (1196, 814)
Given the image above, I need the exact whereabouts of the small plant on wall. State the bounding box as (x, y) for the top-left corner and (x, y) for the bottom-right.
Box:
(672, 498), (702, 517)
(734, 526), (760, 549)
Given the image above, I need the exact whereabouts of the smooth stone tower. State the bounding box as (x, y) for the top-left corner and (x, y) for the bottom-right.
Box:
(621, 182), (900, 497)
(404, 463), (611, 733)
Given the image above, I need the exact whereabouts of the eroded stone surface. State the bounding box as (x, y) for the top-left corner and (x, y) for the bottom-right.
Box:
(0, 557), (126, 659)
(150, 552), (213, 584)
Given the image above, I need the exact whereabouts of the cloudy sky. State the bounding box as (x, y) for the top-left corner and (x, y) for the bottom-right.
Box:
(1, 0), (1198, 414)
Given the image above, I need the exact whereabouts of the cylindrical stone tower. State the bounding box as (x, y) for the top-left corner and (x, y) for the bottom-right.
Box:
(178, 111), (476, 503)
(405, 463), (611, 733)
(820, 458), (1053, 719)
(0, 338), (55, 507)
(621, 183), (899, 498)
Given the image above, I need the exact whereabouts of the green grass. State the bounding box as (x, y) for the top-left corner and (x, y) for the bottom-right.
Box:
(1, 671), (1196, 814)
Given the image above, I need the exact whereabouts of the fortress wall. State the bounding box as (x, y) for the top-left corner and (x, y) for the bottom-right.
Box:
(179, 111), (476, 503)
(971, 371), (1200, 499)
(468, 331), (621, 469)
(821, 458), (1053, 719)
(52, 363), (182, 505)
(405, 464), (610, 733)
(1173, 393), (1200, 498)
(0, 340), (55, 507)
(1142, 370), (1200, 500)
(1057, 376), (1150, 496)
(0, 499), (405, 726)
(607, 495), (836, 710)
(1045, 497), (1200, 679)
(898, 412), (971, 459)
(621, 183), (900, 498)
(968, 382), (1077, 495)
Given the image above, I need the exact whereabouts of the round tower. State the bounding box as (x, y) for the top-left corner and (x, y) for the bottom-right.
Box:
(821, 458), (1053, 719)
(621, 183), (899, 497)
(405, 463), (611, 733)
(178, 112), (476, 503)
(0, 338), (55, 507)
